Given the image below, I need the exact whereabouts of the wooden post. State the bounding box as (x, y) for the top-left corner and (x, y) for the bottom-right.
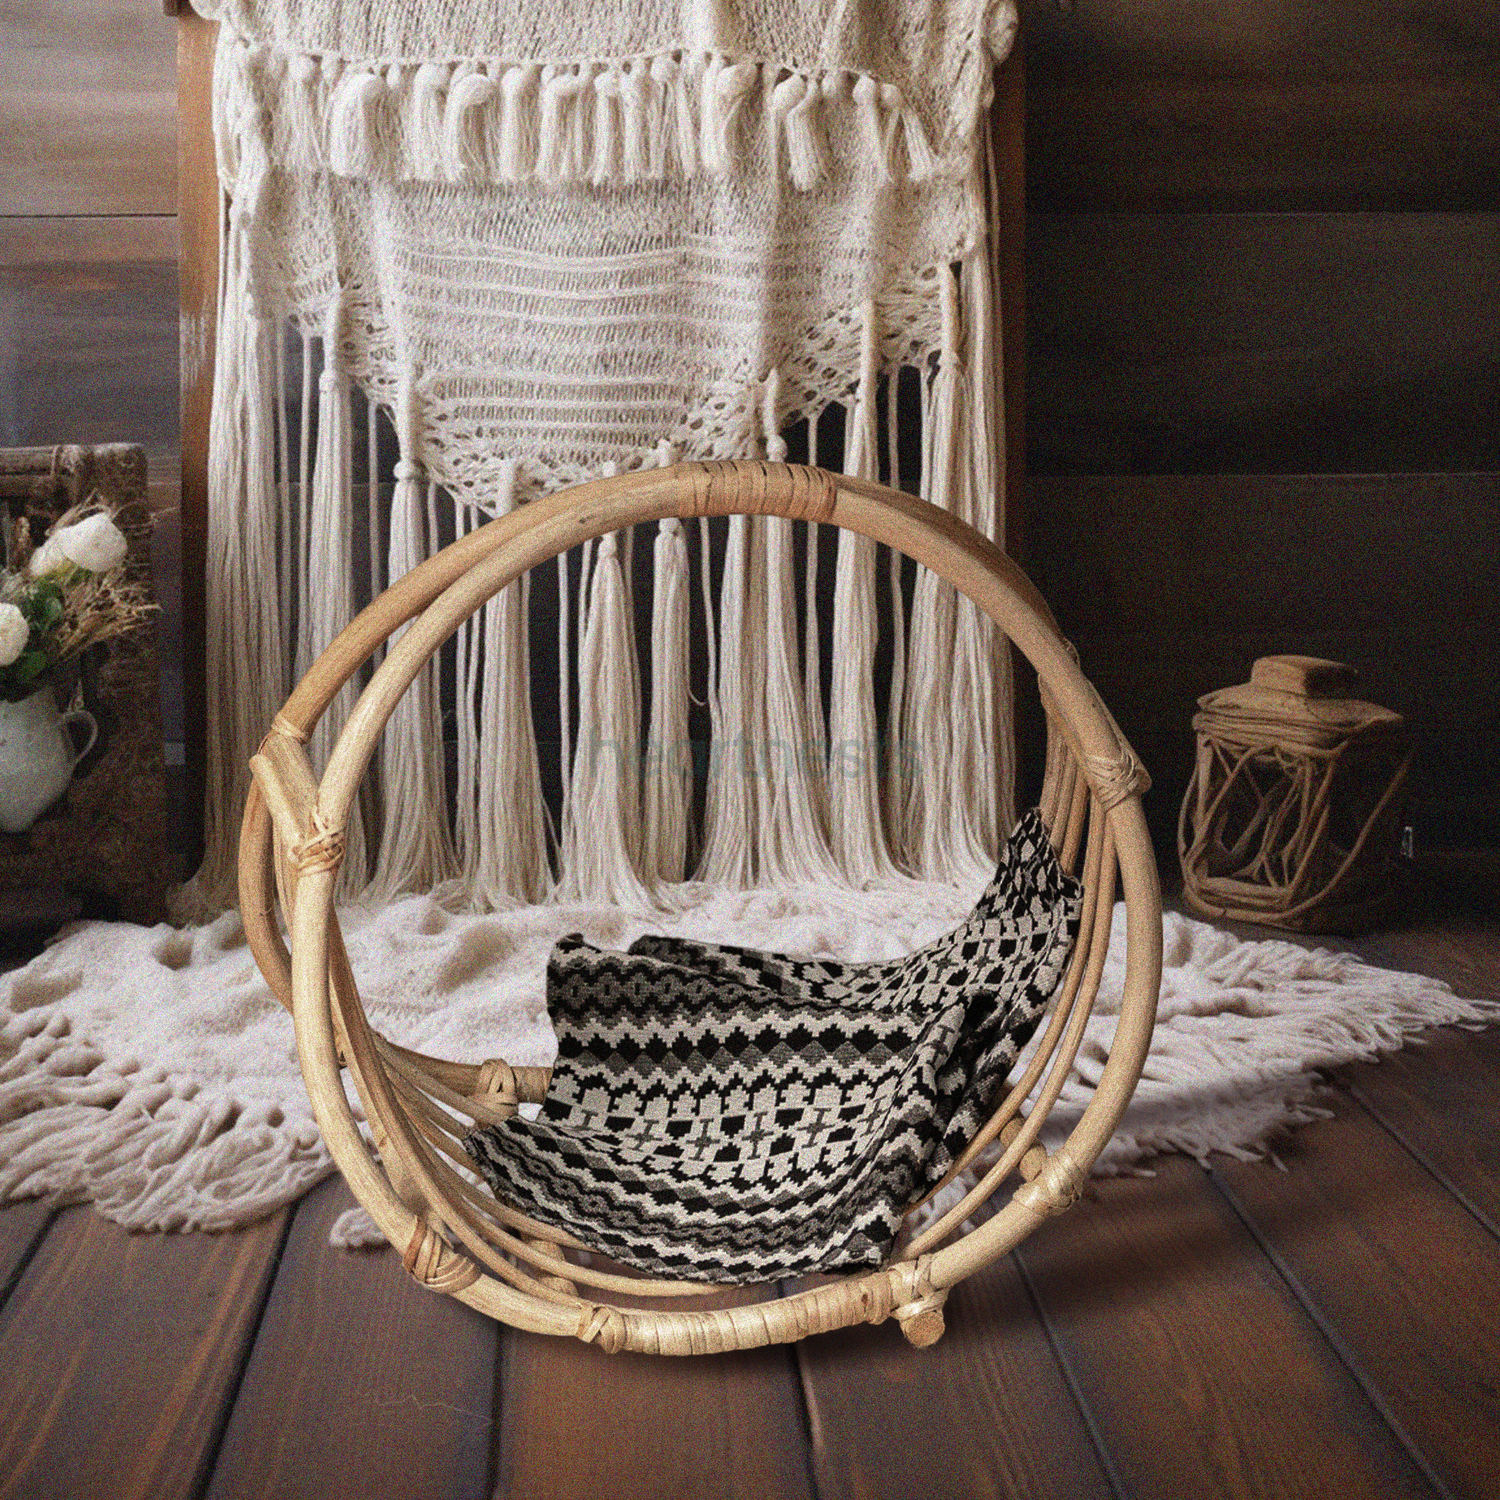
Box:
(177, 4), (218, 869)
(993, 36), (1026, 562)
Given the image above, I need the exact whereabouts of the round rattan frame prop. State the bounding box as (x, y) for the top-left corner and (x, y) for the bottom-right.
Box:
(239, 461), (1162, 1355)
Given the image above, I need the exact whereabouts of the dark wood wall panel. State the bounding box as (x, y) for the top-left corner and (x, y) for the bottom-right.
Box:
(0, 217), (182, 747)
(1023, 0), (1500, 212)
(1026, 472), (1500, 854)
(0, 217), (179, 466)
(0, 0), (176, 215)
(1026, 212), (1500, 477)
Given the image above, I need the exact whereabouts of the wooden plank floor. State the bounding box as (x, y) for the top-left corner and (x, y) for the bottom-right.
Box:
(0, 905), (1494, 1500)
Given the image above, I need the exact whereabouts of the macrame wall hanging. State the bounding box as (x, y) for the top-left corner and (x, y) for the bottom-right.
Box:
(181, 0), (1021, 917)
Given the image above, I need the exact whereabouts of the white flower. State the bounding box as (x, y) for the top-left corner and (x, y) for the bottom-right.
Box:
(54, 512), (129, 574)
(27, 537), (65, 577)
(0, 603), (29, 668)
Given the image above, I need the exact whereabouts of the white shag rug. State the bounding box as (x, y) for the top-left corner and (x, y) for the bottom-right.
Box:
(2, 884), (1495, 1247)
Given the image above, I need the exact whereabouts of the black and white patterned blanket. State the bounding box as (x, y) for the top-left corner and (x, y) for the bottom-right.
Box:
(465, 810), (1082, 1281)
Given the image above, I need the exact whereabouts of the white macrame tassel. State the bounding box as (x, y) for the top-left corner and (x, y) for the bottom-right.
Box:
(328, 69), (388, 178)
(894, 85), (939, 181)
(557, 531), (654, 906)
(180, 118), (285, 916)
(882, 372), (911, 863)
(646, 55), (674, 178)
(497, 64), (541, 181)
(589, 68), (620, 186)
(285, 52), (332, 171)
(442, 66), (497, 182)
(294, 330), (314, 672)
(950, 249), (1011, 862)
(211, 35), (250, 184)
(700, 58), (758, 176)
(619, 60), (650, 182)
(408, 62), (451, 179)
(469, 462), (551, 906)
(783, 73), (831, 190)
(696, 509), (758, 887)
(643, 513), (693, 884)
(452, 499), (480, 883)
(802, 415), (828, 822)
(827, 302), (896, 882)
(369, 388), (458, 900)
(691, 507), (719, 860)
(273, 329), (293, 666)
(756, 371), (837, 884)
(853, 75), (899, 184)
(671, 55), (701, 176)
(302, 296), (368, 893)
(902, 273), (964, 878)
(537, 64), (590, 185)
(767, 71), (803, 189)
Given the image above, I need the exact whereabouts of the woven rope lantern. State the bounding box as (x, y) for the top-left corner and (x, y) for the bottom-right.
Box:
(1178, 655), (1410, 933)
(240, 462), (1163, 1354)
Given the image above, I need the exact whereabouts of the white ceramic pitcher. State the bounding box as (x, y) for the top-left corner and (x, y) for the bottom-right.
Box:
(0, 687), (98, 834)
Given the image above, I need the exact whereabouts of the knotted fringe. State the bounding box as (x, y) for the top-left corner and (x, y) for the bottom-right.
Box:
(828, 301), (897, 883)
(368, 398), (458, 901)
(303, 297), (369, 895)
(557, 531), (656, 907)
(0, 1005), (330, 1233)
(217, 35), (947, 193)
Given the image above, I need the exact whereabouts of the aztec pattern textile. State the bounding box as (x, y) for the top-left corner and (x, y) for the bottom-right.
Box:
(182, 0), (1023, 918)
(465, 810), (1081, 1280)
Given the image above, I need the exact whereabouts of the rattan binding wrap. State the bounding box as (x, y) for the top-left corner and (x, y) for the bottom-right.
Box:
(238, 462), (1163, 1353)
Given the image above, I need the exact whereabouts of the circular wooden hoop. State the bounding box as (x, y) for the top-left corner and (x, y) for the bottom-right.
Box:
(241, 461), (1162, 1353)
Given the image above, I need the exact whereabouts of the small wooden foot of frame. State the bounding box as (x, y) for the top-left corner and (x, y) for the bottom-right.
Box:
(893, 1289), (948, 1347)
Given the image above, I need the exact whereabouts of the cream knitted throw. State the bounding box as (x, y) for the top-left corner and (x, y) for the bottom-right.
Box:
(179, 0), (1022, 916)
(3, 893), (1494, 1241)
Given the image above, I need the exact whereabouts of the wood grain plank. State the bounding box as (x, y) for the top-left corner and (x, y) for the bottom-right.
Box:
(203, 1177), (496, 1500)
(1332, 922), (1500, 1223)
(1023, 0), (1500, 211)
(0, 218), (178, 268)
(0, 1204), (288, 1500)
(0, 0), (177, 216)
(1027, 213), (1500, 477)
(1213, 1105), (1500, 1500)
(1017, 1158), (1438, 1499)
(0, 1200), (53, 1305)
(1351, 921), (1500, 1003)
(1339, 1032), (1500, 1230)
(796, 1255), (1113, 1500)
(496, 1284), (814, 1500)
(1026, 471), (1500, 853)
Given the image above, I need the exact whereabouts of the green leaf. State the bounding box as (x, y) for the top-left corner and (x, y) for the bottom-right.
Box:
(13, 650), (48, 683)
